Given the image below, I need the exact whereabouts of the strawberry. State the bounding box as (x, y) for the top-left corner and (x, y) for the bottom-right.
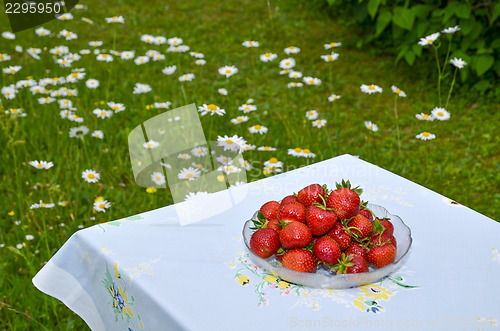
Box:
(368, 243), (397, 268)
(326, 180), (362, 220)
(359, 208), (373, 222)
(297, 184), (326, 208)
(347, 214), (373, 239)
(369, 232), (397, 248)
(249, 228), (281, 259)
(279, 221), (312, 249)
(266, 218), (282, 234)
(280, 195), (299, 208)
(327, 222), (351, 251)
(379, 218), (394, 236)
(282, 249), (317, 273)
(277, 202), (306, 223)
(335, 253), (369, 274)
(259, 201), (280, 220)
(312, 236), (341, 265)
(346, 242), (368, 260)
(306, 204), (338, 236)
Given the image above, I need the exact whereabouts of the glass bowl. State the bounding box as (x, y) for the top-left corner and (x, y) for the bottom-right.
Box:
(242, 203), (412, 289)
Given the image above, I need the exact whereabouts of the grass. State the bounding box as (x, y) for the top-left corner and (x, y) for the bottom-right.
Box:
(0, 0), (498, 329)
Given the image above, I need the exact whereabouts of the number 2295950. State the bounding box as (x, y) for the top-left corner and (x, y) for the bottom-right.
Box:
(5, 2), (62, 14)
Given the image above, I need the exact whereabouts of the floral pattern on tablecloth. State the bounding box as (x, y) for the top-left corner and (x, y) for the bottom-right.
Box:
(224, 252), (418, 312)
(98, 215), (145, 232)
(492, 249), (499, 265)
(102, 261), (144, 330)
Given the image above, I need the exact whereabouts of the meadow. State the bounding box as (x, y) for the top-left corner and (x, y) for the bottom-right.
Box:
(0, 0), (498, 329)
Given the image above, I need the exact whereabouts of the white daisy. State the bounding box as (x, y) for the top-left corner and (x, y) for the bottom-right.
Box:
(257, 146), (277, 152)
(238, 158), (252, 170)
(360, 84), (383, 94)
(82, 169), (100, 183)
(189, 52), (204, 58)
(69, 126), (89, 138)
(154, 102), (171, 109)
(219, 65), (238, 78)
(191, 146), (208, 157)
(450, 57), (466, 69)
(288, 71), (303, 79)
(442, 26), (460, 34)
(284, 46), (300, 55)
(178, 153), (192, 160)
(133, 83), (152, 94)
(416, 132), (436, 140)
(184, 191), (209, 201)
(321, 52), (339, 62)
(431, 107), (450, 121)
(151, 172), (166, 186)
(288, 82), (303, 88)
(217, 135), (247, 153)
(418, 32), (440, 46)
(391, 85), (406, 97)
(92, 130), (104, 139)
(242, 41), (259, 47)
(167, 45), (190, 53)
(260, 52), (277, 62)
(305, 110), (319, 120)
(238, 104), (257, 113)
(324, 42), (341, 49)
(264, 157), (283, 168)
(168, 37), (183, 46)
(56, 13), (73, 20)
(216, 155), (233, 165)
(162, 65), (177, 75)
(178, 73), (195, 82)
(178, 167), (201, 181)
(35, 27), (51, 36)
(93, 199), (111, 212)
(231, 116), (249, 125)
(29, 160), (54, 170)
(134, 56), (149, 65)
(86, 79), (100, 89)
(312, 119), (327, 128)
(3, 66), (22, 74)
(198, 104), (225, 116)
(218, 88), (228, 95)
(279, 58), (296, 69)
(195, 59), (206, 66)
(328, 94), (341, 102)
(415, 113), (434, 121)
(301, 149), (316, 158)
(0, 53), (11, 62)
(364, 121), (379, 132)
(249, 124), (268, 134)
(2, 32), (15, 39)
(105, 16), (124, 23)
(143, 140), (159, 149)
(108, 102), (125, 112)
(303, 77), (321, 85)
(93, 108), (113, 119)
(140, 34), (154, 44)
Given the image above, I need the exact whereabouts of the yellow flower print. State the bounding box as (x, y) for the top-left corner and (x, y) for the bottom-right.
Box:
(277, 280), (291, 289)
(114, 262), (121, 279)
(353, 296), (368, 311)
(360, 284), (393, 301)
(264, 275), (278, 284)
(236, 274), (250, 286)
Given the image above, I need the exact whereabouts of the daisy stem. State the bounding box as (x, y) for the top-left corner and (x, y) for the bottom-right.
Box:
(112, 29), (117, 52)
(445, 68), (458, 110)
(329, 64), (333, 90)
(267, 1), (275, 44)
(433, 45), (442, 106)
(441, 34), (453, 77)
(180, 84), (188, 105)
(393, 95), (402, 158)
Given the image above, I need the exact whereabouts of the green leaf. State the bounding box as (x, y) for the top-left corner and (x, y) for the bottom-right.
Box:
(395, 44), (409, 63)
(392, 6), (415, 30)
(454, 2), (471, 19)
(474, 55), (494, 76)
(459, 17), (475, 35)
(472, 80), (491, 92)
(326, 0), (337, 5)
(404, 51), (416, 66)
(412, 43), (422, 57)
(375, 10), (392, 36)
(490, 39), (500, 50)
(411, 4), (433, 19)
(492, 3), (500, 26)
(367, 0), (380, 20)
(415, 21), (430, 38)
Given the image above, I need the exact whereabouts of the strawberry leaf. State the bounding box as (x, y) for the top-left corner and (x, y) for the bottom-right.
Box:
(372, 218), (385, 234)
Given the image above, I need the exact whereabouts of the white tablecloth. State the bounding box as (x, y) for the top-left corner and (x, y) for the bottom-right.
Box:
(33, 154), (500, 330)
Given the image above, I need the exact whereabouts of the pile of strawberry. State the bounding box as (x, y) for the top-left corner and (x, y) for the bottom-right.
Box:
(249, 181), (397, 274)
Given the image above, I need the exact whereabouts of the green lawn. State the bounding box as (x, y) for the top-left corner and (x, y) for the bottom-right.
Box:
(0, 0), (498, 329)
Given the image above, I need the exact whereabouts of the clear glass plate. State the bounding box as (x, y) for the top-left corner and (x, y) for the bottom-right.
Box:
(242, 203), (412, 289)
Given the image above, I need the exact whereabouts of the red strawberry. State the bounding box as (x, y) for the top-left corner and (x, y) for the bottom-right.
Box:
(379, 218), (394, 236)
(327, 222), (351, 251)
(260, 201), (280, 220)
(249, 228), (281, 259)
(368, 243), (397, 268)
(313, 236), (341, 265)
(277, 202), (306, 223)
(279, 221), (312, 249)
(266, 218), (282, 234)
(346, 242), (368, 260)
(335, 253), (369, 274)
(297, 184), (326, 208)
(311, 236), (322, 245)
(280, 195), (299, 208)
(326, 180), (362, 220)
(359, 208), (373, 222)
(282, 249), (317, 273)
(306, 204), (338, 236)
(347, 214), (373, 239)
(370, 232), (397, 248)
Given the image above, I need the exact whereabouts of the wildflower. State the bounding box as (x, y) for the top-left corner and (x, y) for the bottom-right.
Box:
(190, 52), (204, 58)
(69, 125), (89, 138)
(141, 34), (154, 43)
(280, 69), (290, 75)
(431, 107), (450, 121)
(195, 59), (206, 66)
(321, 52), (339, 62)
(133, 83), (152, 94)
(82, 169), (100, 183)
(218, 88), (228, 95)
(239, 158), (252, 170)
(198, 104), (225, 116)
(287, 82), (303, 89)
(134, 56), (149, 65)
(258, 146), (277, 151)
(178, 167), (201, 181)
(56, 13), (73, 20)
(96, 54), (113, 62)
(88, 41), (103, 47)
(162, 65), (177, 75)
(231, 116), (249, 124)
(59, 29), (77, 40)
(29, 160), (54, 169)
(167, 45), (190, 53)
(26, 235), (34, 241)
(239, 104), (257, 113)
(105, 16), (124, 23)
(2, 85), (17, 99)
(120, 51), (135, 60)
(415, 113), (434, 121)
(38, 96), (55, 104)
(305, 110), (319, 120)
(151, 172), (166, 186)
(86, 79), (100, 89)
(279, 58), (296, 69)
(168, 37), (183, 46)
(82, 17), (94, 24)
(178, 73), (195, 82)
(360, 84), (383, 94)
(146, 187), (157, 194)
(35, 27), (51, 36)
(5, 108), (27, 117)
(69, 114), (84, 123)
(302, 149), (316, 158)
(249, 124), (268, 134)
(391, 85), (406, 97)
(93, 199), (111, 212)
(418, 32), (440, 46)
(185, 191), (209, 201)
(217, 135), (247, 153)
(2, 31), (15, 39)
(264, 157), (283, 168)
(303, 77), (321, 85)
(312, 119), (327, 128)
(284, 46), (300, 55)
(16, 244), (23, 249)
(0, 53), (11, 62)
(242, 41), (259, 47)
(143, 140), (159, 149)
(324, 42), (341, 49)
(219, 65), (238, 78)
(364, 121), (379, 132)
(58, 201), (68, 207)
(154, 102), (171, 109)
(92, 130), (104, 139)
(3, 65), (21, 74)
(93, 108), (113, 119)
(178, 153), (192, 160)
(442, 26), (460, 34)
(191, 146), (208, 157)
(80, 49), (91, 55)
(216, 155), (233, 165)
(416, 132), (436, 141)
(328, 94), (341, 102)
(107, 102), (125, 113)
(27, 48), (42, 60)
(154, 36), (167, 45)
(66, 71), (86, 83)
(260, 52), (277, 62)
(450, 58), (466, 69)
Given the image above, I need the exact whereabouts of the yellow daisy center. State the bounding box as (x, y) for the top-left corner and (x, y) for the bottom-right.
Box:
(12, 109), (17, 113)
(328, 56), (333, 61)
(66, 32), (71, 37)
(186, 173), (193, 178)
(294, 147), (302, 152)
(37, 163), (42, 167)
(437, 112), (444, 116)
(285, 62), (290, 66)
(303, 149), (310, 153)
(156, 176), (161, 180)
(10, 69), (15, 73)
(309, 80), (315, 84)
(113, 105), (119, 110)
(99, 204), (105, 209)
(428, 39), (433, 43)
(225, 69), (231, 74)
(225, 139), (233, 144)
(265, 53), (271, 57)
(330, 42), (336, 47)
(207, 104), (218, 110)
(423, 132), (430, 137)
(368, 85), (375, 90)
(396, 89), (401, 94)
(72, 73), (78, 77)
(423, 114), (429, 119)
(254, 125), (262, 130)
(264, 146), (269, 150)
(88, 174), (95, 179)
(269, 157), (278, 163)
(237, 118), (243, 122)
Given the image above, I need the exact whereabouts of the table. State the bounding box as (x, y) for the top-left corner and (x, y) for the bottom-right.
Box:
(33, 154), (500, 330)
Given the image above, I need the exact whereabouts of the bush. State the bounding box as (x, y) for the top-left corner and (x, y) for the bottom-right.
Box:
(322, 0), (499, 93)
